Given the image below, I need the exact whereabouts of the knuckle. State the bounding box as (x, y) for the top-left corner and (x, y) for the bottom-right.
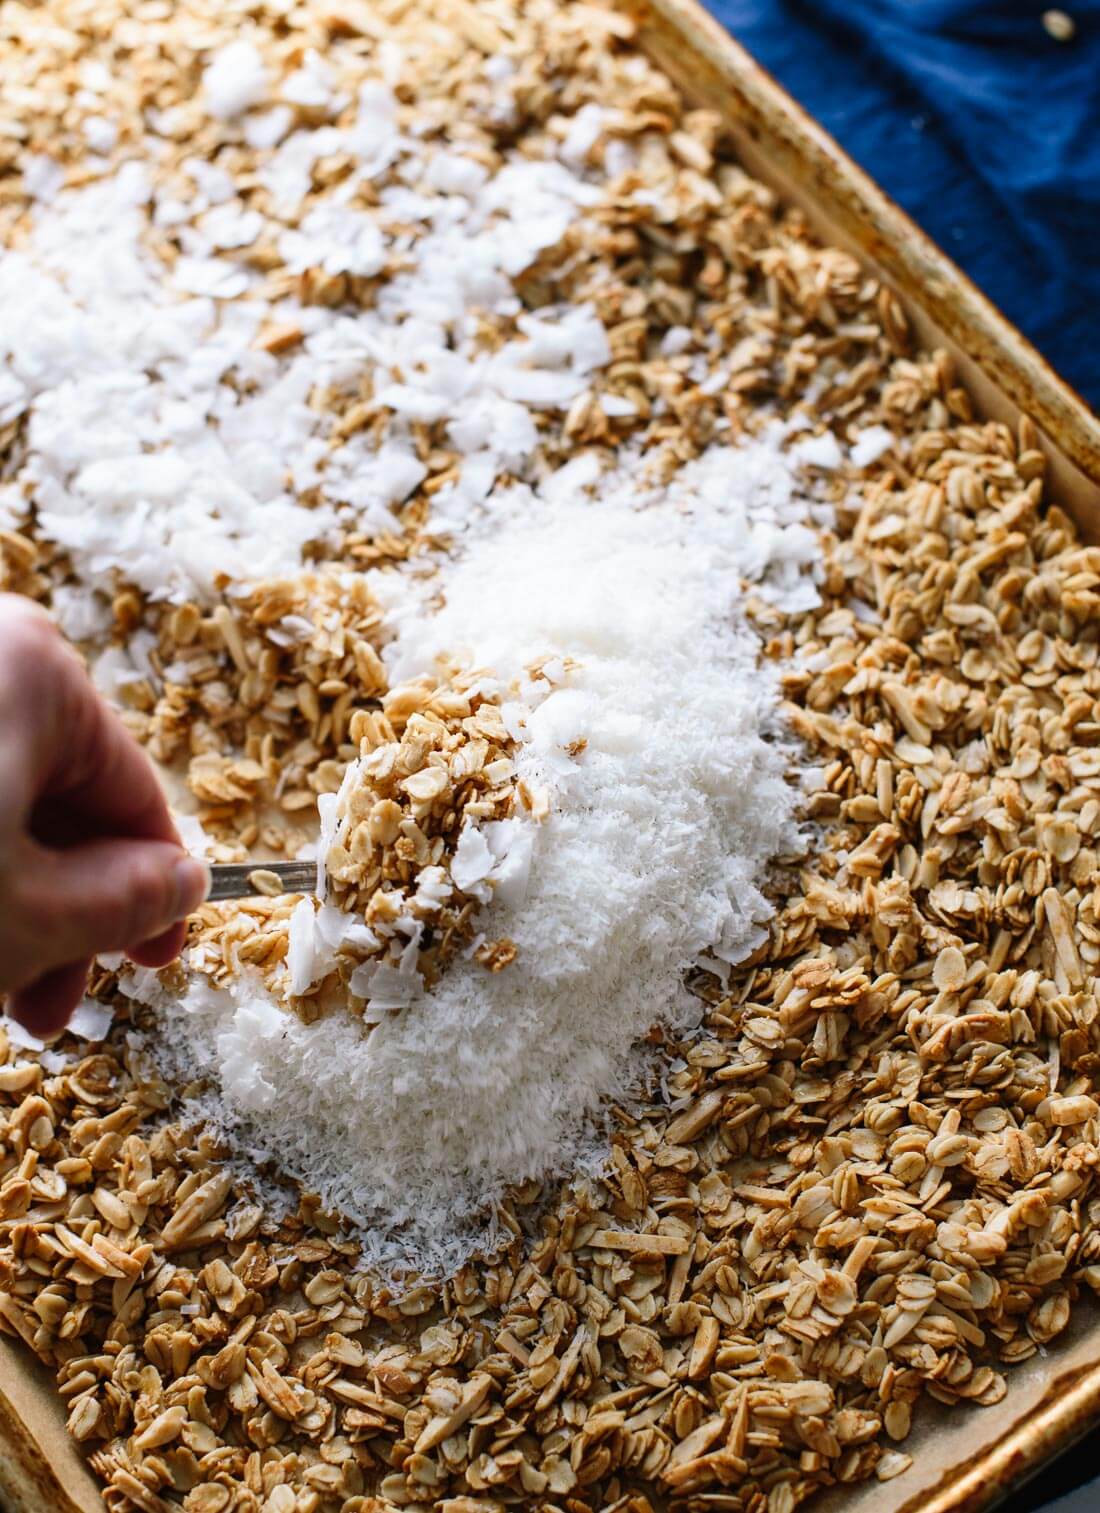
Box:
(0, 600), (60, 662)
(7, 884), (64, 979)
(0, 610), (73, 717)
(14, 868), (57, 925)
(56, 864), (166, 954)
(118, 853), (177, 941)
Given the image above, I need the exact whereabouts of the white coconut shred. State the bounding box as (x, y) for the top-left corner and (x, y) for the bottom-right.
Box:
(0, 91), (606, 615)
(135, 431), (826, 1275)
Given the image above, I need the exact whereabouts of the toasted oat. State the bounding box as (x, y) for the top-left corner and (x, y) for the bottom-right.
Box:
(1043, 8), (1076, 41)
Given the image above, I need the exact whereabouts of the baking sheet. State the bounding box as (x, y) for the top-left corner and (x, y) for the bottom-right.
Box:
(0, 1335), (102, 1512)
(814, 1297), (1100, 1513)
(3, 1), (1100, 1509)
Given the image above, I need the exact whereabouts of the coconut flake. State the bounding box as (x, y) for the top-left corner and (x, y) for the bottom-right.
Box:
(203, 41), (270, 121)
(450, 825), (495, 898)
(850, 424), (895, 468)
(2, 1017), (45, 1052)
(791, 430), (844, 470)
(68, 998), (115, 1042)
(286, 897), (320, 996)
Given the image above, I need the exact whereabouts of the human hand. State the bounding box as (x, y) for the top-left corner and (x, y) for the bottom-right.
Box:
(0, 595), (209, 1038)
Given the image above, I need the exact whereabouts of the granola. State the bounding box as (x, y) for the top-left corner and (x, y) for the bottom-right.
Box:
(1, 1), (1098, 1511)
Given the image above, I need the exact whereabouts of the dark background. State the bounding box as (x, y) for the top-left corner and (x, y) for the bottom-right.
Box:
(704, 0), (1100, 409)
(701, 2), (1100, 1508)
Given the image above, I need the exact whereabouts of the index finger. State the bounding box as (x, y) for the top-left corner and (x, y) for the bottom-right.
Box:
(49, 640), (181, 845)
(0, 598), (180, 845)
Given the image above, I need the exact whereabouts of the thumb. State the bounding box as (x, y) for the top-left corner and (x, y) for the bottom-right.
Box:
(16, 839), (210, 977)
(8, 960), (94, 1040)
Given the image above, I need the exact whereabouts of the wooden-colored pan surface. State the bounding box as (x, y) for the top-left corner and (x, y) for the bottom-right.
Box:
(4, 3), (1100, 1509)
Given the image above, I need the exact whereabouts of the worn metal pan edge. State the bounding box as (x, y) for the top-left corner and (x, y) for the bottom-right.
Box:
(4, 3), (1100, 1510)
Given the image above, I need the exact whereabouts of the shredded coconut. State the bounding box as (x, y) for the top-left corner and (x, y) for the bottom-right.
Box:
(0, 98), (606, 609)
(66, 998), (115, 1043)
(850, 424), (896, 468)
(148, 432), (821, 1273)
(1, 1017), (45, 1053)
(203, 41), (270, 122)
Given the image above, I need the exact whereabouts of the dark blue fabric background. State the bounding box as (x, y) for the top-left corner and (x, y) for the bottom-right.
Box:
(703, 0), (1100, 407)
(700, 4), (1100, 1505)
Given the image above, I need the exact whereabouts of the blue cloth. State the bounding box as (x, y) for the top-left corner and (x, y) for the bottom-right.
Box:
(704, 0), (1100, 406)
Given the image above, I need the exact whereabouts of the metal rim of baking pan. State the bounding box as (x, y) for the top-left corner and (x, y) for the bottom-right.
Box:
(2, 3), (1100, 1511)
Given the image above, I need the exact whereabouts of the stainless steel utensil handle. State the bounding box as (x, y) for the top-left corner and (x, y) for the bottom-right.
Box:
(207, 859), (319, 902)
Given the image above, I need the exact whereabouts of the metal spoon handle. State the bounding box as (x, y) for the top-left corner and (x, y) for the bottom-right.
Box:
(207, 859), (318, 902)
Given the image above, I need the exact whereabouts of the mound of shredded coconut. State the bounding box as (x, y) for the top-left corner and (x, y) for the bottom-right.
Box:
(141, 433), (821, 1274)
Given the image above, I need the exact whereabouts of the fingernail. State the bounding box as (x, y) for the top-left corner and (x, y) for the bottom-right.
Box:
(173, 856), (211, 917)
